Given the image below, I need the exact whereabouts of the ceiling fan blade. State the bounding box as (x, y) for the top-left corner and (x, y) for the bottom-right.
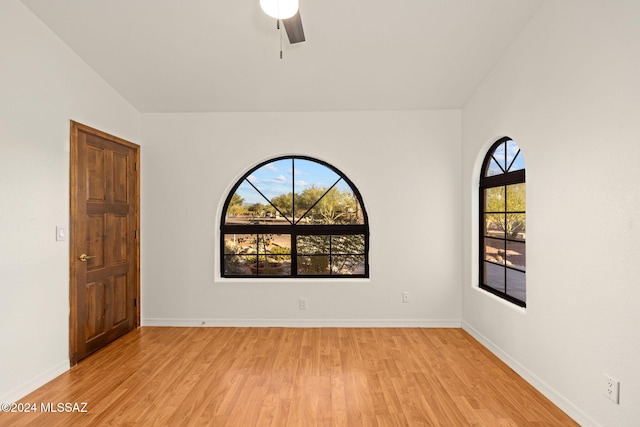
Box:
(283, 11), (305, 44)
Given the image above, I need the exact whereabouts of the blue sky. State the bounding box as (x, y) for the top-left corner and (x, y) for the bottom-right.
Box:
(487, 140), (525, 176)
(234, 158), (353, 205)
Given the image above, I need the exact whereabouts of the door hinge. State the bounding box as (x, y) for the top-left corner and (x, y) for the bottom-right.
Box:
(135, 230), (139, 239)
(134, 298), (137, 307)
(135, 162), (139, 171)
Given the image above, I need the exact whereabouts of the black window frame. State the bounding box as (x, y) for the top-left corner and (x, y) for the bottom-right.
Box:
(220, 156), (369, 278)
(479, 137), (526, 307)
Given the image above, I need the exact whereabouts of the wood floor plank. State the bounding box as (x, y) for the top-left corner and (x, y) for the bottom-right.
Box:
(0, 327), (578, 426)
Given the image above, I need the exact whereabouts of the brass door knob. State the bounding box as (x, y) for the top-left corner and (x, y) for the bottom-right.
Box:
(78, 254), (96, 262)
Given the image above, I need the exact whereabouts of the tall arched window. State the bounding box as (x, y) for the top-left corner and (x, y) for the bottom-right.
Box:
(221, 156), (369, 278)
(479, 137), (526, 306)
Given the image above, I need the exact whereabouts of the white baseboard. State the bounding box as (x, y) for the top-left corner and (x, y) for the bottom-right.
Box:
(0, 360), (69, 404)
(462, 321), (599, 427)
(142, 318), (462, 328)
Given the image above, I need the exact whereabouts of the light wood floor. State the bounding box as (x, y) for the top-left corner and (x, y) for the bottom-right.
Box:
(0, 327), (577, 426)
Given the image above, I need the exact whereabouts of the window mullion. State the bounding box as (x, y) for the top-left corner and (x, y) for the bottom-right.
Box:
(291, 158), (296, 223)
(503, 185), (508, 294)
(329, 235), (333, 276)
(291, 233), (298, 277)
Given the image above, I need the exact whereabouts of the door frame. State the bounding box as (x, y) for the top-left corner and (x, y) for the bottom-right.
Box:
(69, 120), (140, 365)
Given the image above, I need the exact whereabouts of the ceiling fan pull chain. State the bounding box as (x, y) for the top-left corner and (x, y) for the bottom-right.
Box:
(279, 19), (283, 59)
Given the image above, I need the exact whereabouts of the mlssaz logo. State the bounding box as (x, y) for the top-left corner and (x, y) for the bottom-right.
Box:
(40, 402), (88, 413)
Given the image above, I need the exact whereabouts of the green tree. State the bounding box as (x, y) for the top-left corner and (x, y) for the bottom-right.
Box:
(294, 186), (324, 214)
(295, 186), (358, 224)
(227, 193), (245, 216)
(315, 187), (357, 224)
(271, 193), (293, 218)
(247, 202), (265, 215)
(485, 184), (525, 239)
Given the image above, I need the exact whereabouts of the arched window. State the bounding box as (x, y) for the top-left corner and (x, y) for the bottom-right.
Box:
(479, 137), (526, 306)
(221, 156), (369, 278)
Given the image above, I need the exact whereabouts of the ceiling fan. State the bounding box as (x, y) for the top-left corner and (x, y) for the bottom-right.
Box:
(260, 0), (306, 44)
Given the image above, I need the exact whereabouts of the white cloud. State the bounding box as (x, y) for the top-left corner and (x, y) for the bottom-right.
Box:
(265, 174), (287, 184)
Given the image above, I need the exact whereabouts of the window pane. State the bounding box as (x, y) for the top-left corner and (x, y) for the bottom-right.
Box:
(309, 194), (367, 225)
(348, 197), (366, 225)
(223, 234), (291, 275)
(506, 213), (526, 241)
(485, 187), (505, 212)
(257, 234), (291, 254)
(252, 159), (292, 193)
(506, 241), (526, 271)
(295, 186), (338, 224)
(293, 159), (340, 197)
(223, 255), (253, 275)
(224, 234), (256, 254)
(294, 185), (324, 224)
(484, 261), (505, 292)
(506, 140), (524, 172)
(297, 235), (330, 254)
(332, 255), (365, 275)
(331, 235), (365, 254)
(492, 141), (506, 171)
(224, 190), (249, 224)
(293, 159), (341, 223)
(484, 237), (506, 264)
(506, 269), (526, 301)
(255, 235), (291, 275)
(252, 255), (291, 276)
(224, 182), (281, 225)
(249, 159), (294, 223)
(223, 234), (256, 275)
(297, 255), (330, 275)
(506, 183), (526, 212)
(296, 185), (364, 225)
(486, 158), (503, 177)
(484, 214), (505, 238)
(225, 159), (295, 224)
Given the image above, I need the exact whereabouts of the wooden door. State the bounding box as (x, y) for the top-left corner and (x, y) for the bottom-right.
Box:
(70, 121), (140, 365)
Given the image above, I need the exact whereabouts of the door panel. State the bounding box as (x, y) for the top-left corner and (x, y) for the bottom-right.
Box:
(70, 121), (140, 364)
(87, 215), (105, 269)
(111, 214), (128, 264)
(113, 152), (129, 203)
(85, 280), (106, 341)
(86, 145), (106, 202)
(113, 274), (129, 324)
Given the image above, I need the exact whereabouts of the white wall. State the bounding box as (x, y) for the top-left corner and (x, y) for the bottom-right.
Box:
(141, 111), (462, 326)
(461, 1), (640, 426)
(0, 0), (140, 403)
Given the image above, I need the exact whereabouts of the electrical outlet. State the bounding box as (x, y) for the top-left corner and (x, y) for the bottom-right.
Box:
(402, 292), (410, 303)
(604, 374), (620, 404)
(299, 298), (308, 310)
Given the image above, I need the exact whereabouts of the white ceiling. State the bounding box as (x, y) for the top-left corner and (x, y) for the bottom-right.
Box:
(21, 0), (542, 113)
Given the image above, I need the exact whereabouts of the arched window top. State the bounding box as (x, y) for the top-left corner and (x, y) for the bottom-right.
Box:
(482, 137), (525, 178)
(221, 156), (369, 278)
(223, 156), (366, 226)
